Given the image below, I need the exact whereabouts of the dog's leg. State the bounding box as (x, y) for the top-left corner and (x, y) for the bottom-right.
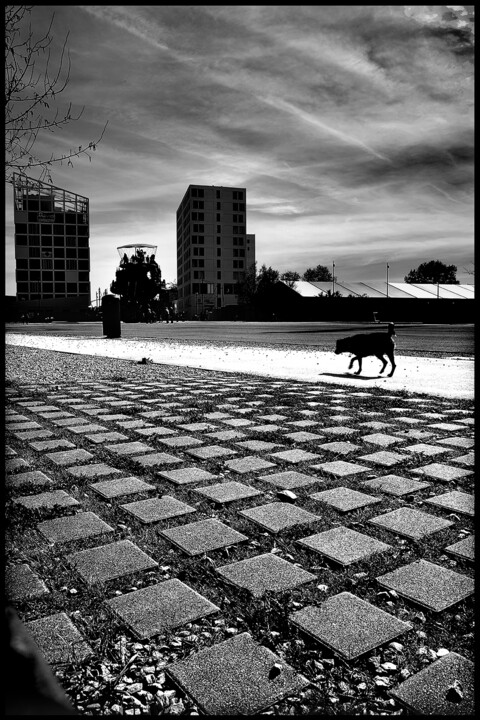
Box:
(348, 357), (355, 370)
(376, 354), (387, 374)
(387, 352), (396, 376)
(354, 356), (362, 375)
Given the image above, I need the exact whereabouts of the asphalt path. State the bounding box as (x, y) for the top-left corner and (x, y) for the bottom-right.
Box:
(5, 321), (474, 357)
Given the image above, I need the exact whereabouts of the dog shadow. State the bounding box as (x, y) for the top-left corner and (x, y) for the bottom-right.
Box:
(320, 372), (387, 381)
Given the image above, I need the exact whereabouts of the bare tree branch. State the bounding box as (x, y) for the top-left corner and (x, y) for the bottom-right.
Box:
(5, 5), (108, 183)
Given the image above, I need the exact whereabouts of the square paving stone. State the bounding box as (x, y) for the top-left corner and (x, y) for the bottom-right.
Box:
(411, 463), (474, 482)
(158, 435), (204, 448)
(320, 426), (356, 437)
(289, 592), (411, 660)
(187, 445), (238, 460)
(402, 443), (455, 457)
(283, 431), (324, 443)
(311, 460), (370, 477)
(318, 441), (361, 455)
(369, 507), (453, 540)
(68, 423), (109, 434)
(166, 631), (308, 715)
(445, 535), (474, 562)
(217, 553), (316, 597)
(52, 417), (90, 427)
(121, 496), (196, 524)
(239, 502), (320, 534)
(14, 490), (80, 512)
(425, 490), (474, 517)
(362, 433), (405, 447)
(105, 441), (154, 455)
(224, 456), (277, 474)
(362, 475), (431, 496)
(12, 429), (54, 441)
(90, 476), (156, 499)
(45, 448), (94, 466)
(178, 422), (219, 432)
(259, 470), (321, 490)
(358, 450), (408, 467)
(5, 457), (30, 472)
(194, 480), (262, 504)
(85, 431), (129, 444)
(451, 452), (474, 466)
(6, 421), (44, 431)
(158, 467), (219, 486)
(5, 563), (50, 601)
(390, 650), (474, 715)
(6, 470), (53, 490)
(248, 424), (284, 434)
(310, 487), (382, 512)
(161, 518), (248, 556)
(26, 612), (94, 665)
(29, 439), (76, 451)
(270, 449), (322, 464)
(106, 579), (219, 639)
(298, 526), (391, 566)
(36, 411), (75, 419)
(133, 452), (183, 467)
(437, 436), (474, 449)
(66, 539), (158, 583)
(205, 429), (247, 441)
(37, 511), (114, 544)
(428, 422), (467, 432)
(376, 559), (474, 612)
(67, 463), (123, 479)
(221, 418), (255, 427)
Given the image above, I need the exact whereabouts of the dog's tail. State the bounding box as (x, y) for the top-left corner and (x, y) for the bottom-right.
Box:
(387, 322), (396, 337)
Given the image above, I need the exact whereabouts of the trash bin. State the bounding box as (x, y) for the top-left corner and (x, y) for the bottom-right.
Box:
(102, 295), (121, 338)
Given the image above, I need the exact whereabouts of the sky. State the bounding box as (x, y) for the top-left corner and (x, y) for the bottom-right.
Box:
(5, 5), (475, 299)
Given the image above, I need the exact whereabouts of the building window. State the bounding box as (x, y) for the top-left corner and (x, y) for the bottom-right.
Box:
(217, 201), (221, 210)
(217, 260), (221, 268)
(66, 259), (77, 270)
(216, 213), (220, 222)
(217, 271), (221, 279)
(216, 190), (220, 198)
(217, 225), (221, 233)
(217, 248), (221, 256)
(217, 236), (221, 244)
(29, 247), (40, 257)
(41, 259), (53, 269)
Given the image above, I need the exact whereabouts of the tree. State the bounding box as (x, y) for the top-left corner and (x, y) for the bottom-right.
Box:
(280, 270), (300, 288)
(404, 260), (458, 284)
(237, 262), (258, 306)
(5, 5), (107, 184)
(303, 265), (333, 282)
(110, 252), (165, 322)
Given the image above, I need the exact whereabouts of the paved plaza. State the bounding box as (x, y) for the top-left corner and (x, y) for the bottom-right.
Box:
(4, 344), (475, 715)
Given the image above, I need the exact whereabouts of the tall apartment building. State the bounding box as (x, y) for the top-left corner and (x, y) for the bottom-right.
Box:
(176, 185), (255, 318)
(12, 174), (90, 319)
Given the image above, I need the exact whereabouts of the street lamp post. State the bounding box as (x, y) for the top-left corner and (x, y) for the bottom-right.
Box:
(332, 262), (335, 296)
(386, 263), (389, 298)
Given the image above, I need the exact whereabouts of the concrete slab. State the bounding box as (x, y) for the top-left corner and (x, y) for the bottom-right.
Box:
(205, 429), (247, 441)
(45, 448), (94, 466)
(158, 467), (218, 486)
(357, 450), (408, 467)
(37, 511), (114, 544)
(437, 436), (474, 449)
(259, 470), (321, 490)
(160, 518), (248, 556)
(362, 474), (431, 496)
(445, 535), (474, 562)
(317, 441), (361, 455)
(236, 440), (283, 452)
(5, 563), (50, 601)
(120, 496), (196, 524)
(390, 651), (474, 715)
(66, 539), (158, 584)
(26, 612), (94, 665)
(310, 487), (382, 512)
(224, 456), (277, 474)
(6, 470), (53, 490)
(133, 452), (183, 467)
(290, 592), (411, 660)
(84, 431), (129, 444)
(14, 490), (80, 512)
(369, 507), (453, 540)
(166, 632), (308, 715)
(89, 476), (156, 499)
(311, 460), (370, 477)
(187, 445), (238, 460)
(158, 435), (204, 448)
(105, 441), (154, 455)
(270, 449), (322, 464)
(29, 439), (76, 451)
(106, 579), (219, 639)
(67, 463), (123, 479)
(412, 463), (474, 482)
(240, 502), (320, 533)
(362, 433), (405, 447)
(11, 429), (54, 440)
(377, 559), (474, 611)
(298, 526), (391, 566)
(194, 480), (262, 504)
(217, 553), (316, 597)
(425, 490), (474, 517)
(6, 457), (31, 472)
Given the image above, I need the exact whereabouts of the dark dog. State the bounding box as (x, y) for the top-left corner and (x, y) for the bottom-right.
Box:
(335, 323), (396, 376)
